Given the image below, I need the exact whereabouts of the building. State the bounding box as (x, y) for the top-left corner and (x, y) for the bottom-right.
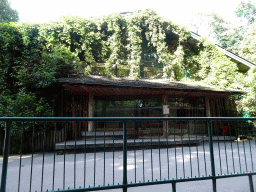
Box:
(49, 75), (242, 139)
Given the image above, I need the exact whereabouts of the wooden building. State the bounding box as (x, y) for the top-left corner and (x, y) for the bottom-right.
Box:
(50, 75), (242, 139)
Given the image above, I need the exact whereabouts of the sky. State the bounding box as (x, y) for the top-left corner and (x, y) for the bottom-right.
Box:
(9, 0), (256, 29)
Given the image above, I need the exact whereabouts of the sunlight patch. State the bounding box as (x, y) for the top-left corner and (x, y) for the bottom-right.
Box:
(118, 165), (136, 170)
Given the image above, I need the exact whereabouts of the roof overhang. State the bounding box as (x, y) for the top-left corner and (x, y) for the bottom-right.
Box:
(57, 76), (243, 98)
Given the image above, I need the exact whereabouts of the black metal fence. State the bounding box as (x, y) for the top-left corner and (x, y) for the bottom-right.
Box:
(0, 117), (256, 192)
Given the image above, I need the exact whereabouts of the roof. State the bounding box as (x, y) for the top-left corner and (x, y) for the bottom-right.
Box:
(191, 32), (256, 68)
(58, 75), (243, 95)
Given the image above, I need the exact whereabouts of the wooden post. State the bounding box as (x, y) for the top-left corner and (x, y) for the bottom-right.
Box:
(205, 96), (211, 117)
(72, 97), (76, 139)
(205, 96), (212, 134)
(162, 94), (169, 137)
(88, 92), (95, 132)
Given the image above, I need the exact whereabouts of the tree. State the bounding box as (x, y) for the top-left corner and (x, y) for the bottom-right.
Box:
(0, 22), (23, 95)
(0, 0), (19, 23)
(239, 67), (256, 116)
(0, 22), (81, 117)
(194, 38), (240, 87)
(206, 13), (231, 40)
(235, 0), (256, 26)
(0, 22), (81, 152)
(201, 13), (243, 53)
(216, 27), (244, 54)
(238, 24), (256, 63)
(188, 12), (207, 34)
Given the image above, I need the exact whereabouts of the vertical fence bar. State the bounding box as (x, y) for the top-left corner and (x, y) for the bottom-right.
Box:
(134, 123), (136, 183)
(242, 122), (248, 172)
(18, 121), (24, 192)
(150, 125), (153, 181)
(188, 120), (192, 178)
(223, 121), (229, 174)
(228, 120), (236, 174)
(74, 121), (77, 189)
(208, 120), (216, 192)
(158, 122), (162, 180)
(112, 123), (115, 185)
(166, 120), (170, 180)
(249, 174), (254, 192)
(142, 122), (145, 182)
(172, 182), (176, 192)
(63, 121), (67, 190)
(41, 121), (46, 192)
(202, 122), (208, 176)
(217, 121), (222, 175)
(247, 122), (254, 172)
(84, 121), (87, 188)
(103, 122), (106, 186)
(174, 120), (177, 179)
(123, 120), (128, 192)
(0, 121), (12, 192)
(94, 122), (97, 187)
(180, 121), (185, 178)
(29, 122), (35, 192)
(236, 121), (242, 173)
(195, 120), (200, 177)
(52, 122), (57, 191)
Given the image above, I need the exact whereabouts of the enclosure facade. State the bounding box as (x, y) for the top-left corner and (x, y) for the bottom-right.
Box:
(51, 75), (241, 139)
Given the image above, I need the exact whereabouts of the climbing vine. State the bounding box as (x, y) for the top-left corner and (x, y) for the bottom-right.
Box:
(0, 9), (243, 85)
(6, 8), (237, 83)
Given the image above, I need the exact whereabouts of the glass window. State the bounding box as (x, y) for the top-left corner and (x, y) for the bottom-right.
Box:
(95, 96), (162, 118)
(94, 96), (162, 129)
(169, 96), (205, 117)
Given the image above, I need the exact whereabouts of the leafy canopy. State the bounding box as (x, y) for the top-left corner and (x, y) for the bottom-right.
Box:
(235, 0), (256, 26)
(0, 0), (19, 23)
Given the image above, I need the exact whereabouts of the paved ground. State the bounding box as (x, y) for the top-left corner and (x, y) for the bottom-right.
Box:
(1, 140), (256, 192)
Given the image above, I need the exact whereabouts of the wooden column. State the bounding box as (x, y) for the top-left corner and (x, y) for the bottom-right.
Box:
(205, 96), (211, 117)
(162, 94), (169, 137)
(72, 97), (76, 138)
(88, 92), (95, 132)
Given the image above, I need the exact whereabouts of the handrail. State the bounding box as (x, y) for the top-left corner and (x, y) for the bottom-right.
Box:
(0, 117), (255, 121)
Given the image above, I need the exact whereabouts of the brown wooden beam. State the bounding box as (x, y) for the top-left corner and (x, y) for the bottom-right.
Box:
(162, 94), (169, 136)
(88, 92), (95, 132)
(205, 96), (211, 117)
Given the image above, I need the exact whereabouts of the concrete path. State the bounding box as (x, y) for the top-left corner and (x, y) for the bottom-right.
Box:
(1, 140), (256, 192)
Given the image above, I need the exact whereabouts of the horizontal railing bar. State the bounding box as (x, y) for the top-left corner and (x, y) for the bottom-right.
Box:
(0, 117), (256, 121)
(50, 172), (256, 192)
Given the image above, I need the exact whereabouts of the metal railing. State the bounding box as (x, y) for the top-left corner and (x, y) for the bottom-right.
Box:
(0, 117), (256, 192)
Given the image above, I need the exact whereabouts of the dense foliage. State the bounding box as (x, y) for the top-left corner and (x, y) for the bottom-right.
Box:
(0, 21), (80, 151)
(235, 0), (256, 26)
(0, 22), (79, 117)
(237, 24), (256, 116)
(0, 0), (19, 23)
(35, 10), (236, 82)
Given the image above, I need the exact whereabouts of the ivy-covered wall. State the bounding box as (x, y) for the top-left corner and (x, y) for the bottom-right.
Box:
(5, 9), (237, 85)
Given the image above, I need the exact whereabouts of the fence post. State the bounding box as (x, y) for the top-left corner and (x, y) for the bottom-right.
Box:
(249, 174), (254, 192)
(123, 120), (128, 192)
(172, 182), (176, 192)
(208, 120), (216, 192)
(1, 121), (12, 192)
